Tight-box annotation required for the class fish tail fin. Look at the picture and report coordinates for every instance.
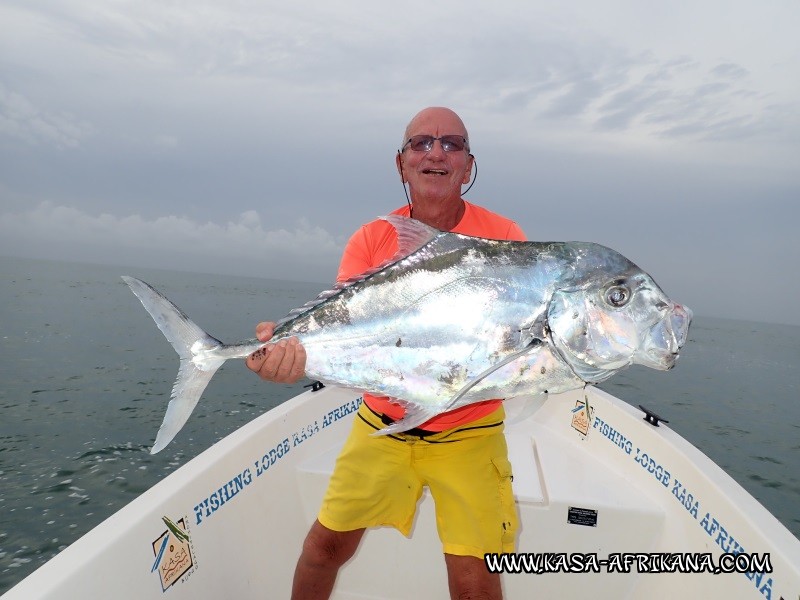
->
[122,276,225,454]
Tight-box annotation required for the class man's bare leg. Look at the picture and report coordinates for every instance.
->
[291,520,365,600]
[445,553,502,600]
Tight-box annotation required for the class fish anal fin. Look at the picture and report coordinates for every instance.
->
[505,393,549,426]
[371,402,438,436]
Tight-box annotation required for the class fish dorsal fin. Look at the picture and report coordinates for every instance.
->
[276,216,441,330]
[381,214,441,260]
[337,216,439,285]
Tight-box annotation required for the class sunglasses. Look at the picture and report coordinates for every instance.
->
[402,135,469,153]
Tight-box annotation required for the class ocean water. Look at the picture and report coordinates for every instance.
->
[1,255,798,593]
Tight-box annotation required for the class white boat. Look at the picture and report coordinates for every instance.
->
[3,384,799,599]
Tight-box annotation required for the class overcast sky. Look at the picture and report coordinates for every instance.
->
[1,1,798,325]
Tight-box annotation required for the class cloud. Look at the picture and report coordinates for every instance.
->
[0,202,344,282]
[709,62,749,80]
[0,0,798,325]
[0,84,94,148]
[567,56,792,144]
[3,1,797,158]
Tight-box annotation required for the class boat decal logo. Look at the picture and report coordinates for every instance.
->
[151,516,196,591]
[570,395,593,436]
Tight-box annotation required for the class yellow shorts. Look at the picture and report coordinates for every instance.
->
[318,402,519,558]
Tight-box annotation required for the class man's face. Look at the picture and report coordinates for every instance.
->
[398,108,473,204]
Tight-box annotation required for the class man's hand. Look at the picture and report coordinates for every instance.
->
[246,322,307,384]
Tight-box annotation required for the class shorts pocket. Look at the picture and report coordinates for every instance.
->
[491,456,518,550]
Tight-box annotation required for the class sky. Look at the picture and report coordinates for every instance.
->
[1,0,798,325]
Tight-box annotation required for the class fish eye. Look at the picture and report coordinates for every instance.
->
[605,285,631,308]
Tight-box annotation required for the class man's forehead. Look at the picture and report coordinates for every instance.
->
[406,108,468,137]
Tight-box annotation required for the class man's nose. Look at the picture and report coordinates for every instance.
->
[426,139,446,157]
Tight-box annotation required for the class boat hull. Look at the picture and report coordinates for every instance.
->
[4,386,799,599]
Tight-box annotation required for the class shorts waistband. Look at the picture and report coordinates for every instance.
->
[359,403,504,443]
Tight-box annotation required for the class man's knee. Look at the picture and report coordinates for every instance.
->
[445,554,502,600]
[301,521,364,569]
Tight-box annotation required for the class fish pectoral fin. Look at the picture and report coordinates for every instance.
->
[370,403,439,436]
[519,311,549,347]
[372,341,544,437]
[441,340,544,413]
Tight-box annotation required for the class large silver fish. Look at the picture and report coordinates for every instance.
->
[124,215,692,453]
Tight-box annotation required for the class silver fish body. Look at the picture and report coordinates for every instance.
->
[124,215,691,453]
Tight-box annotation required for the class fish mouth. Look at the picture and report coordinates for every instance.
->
[637,303,693,370]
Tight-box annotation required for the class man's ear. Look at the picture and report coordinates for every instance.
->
[462,153,475,184]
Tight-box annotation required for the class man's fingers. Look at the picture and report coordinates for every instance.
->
[288,341,306,383]
[246,343,274,375]
[246,337,306,383]
[255,321,276,342]
[272,338,302,383]
[258,341,286,381]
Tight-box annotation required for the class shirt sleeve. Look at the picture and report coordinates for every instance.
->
[336,218,400,283]
[336,226,372,283]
